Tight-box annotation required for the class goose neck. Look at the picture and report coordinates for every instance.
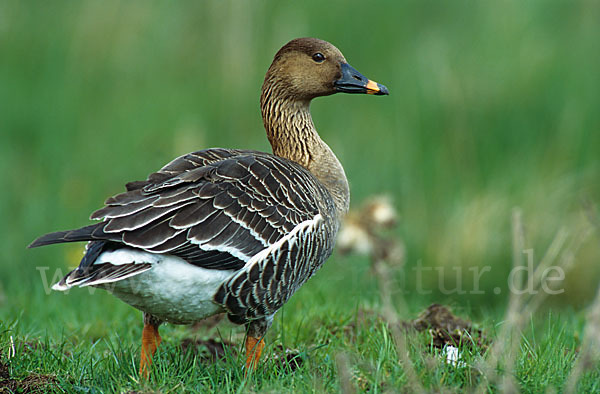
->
[260,86,350,219]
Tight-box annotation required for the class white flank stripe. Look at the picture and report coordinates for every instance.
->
[242,214,322,269]
[188,240,252,263]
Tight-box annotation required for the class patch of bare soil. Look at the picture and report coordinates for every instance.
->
[0,374,57,394]
[179,338,236,362]
[0,358,8,381]
[403,304,489,351]
[0,352,57,394]
[179,337,305,373]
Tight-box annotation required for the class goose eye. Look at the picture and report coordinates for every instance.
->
[312,52,325,63]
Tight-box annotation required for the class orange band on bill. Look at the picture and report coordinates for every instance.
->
[366,80,380,94]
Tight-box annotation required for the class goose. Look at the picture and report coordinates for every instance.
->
[29,37,388,375]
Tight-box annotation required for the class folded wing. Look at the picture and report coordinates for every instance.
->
[30,148,324,272]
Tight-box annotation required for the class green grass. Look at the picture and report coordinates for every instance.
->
[1,0,600,392]
[2,298,599,392]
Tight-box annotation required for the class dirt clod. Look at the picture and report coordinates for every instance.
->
[269,345,303,372]
[404,304,488,350]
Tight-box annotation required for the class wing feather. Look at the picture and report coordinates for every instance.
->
[31,148,329,273]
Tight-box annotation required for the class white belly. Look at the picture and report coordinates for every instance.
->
[101,253,236,324]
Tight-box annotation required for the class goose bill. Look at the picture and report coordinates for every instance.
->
[334,63,389,95]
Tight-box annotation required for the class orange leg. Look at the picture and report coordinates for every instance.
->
[139,321,162,378]
[245,335,265,372]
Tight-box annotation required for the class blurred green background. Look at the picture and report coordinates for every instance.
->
[1,0,599,329]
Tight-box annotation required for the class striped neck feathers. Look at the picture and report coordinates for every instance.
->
[260,78,350,218]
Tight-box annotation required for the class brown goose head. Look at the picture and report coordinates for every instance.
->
[262,37,389,101]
